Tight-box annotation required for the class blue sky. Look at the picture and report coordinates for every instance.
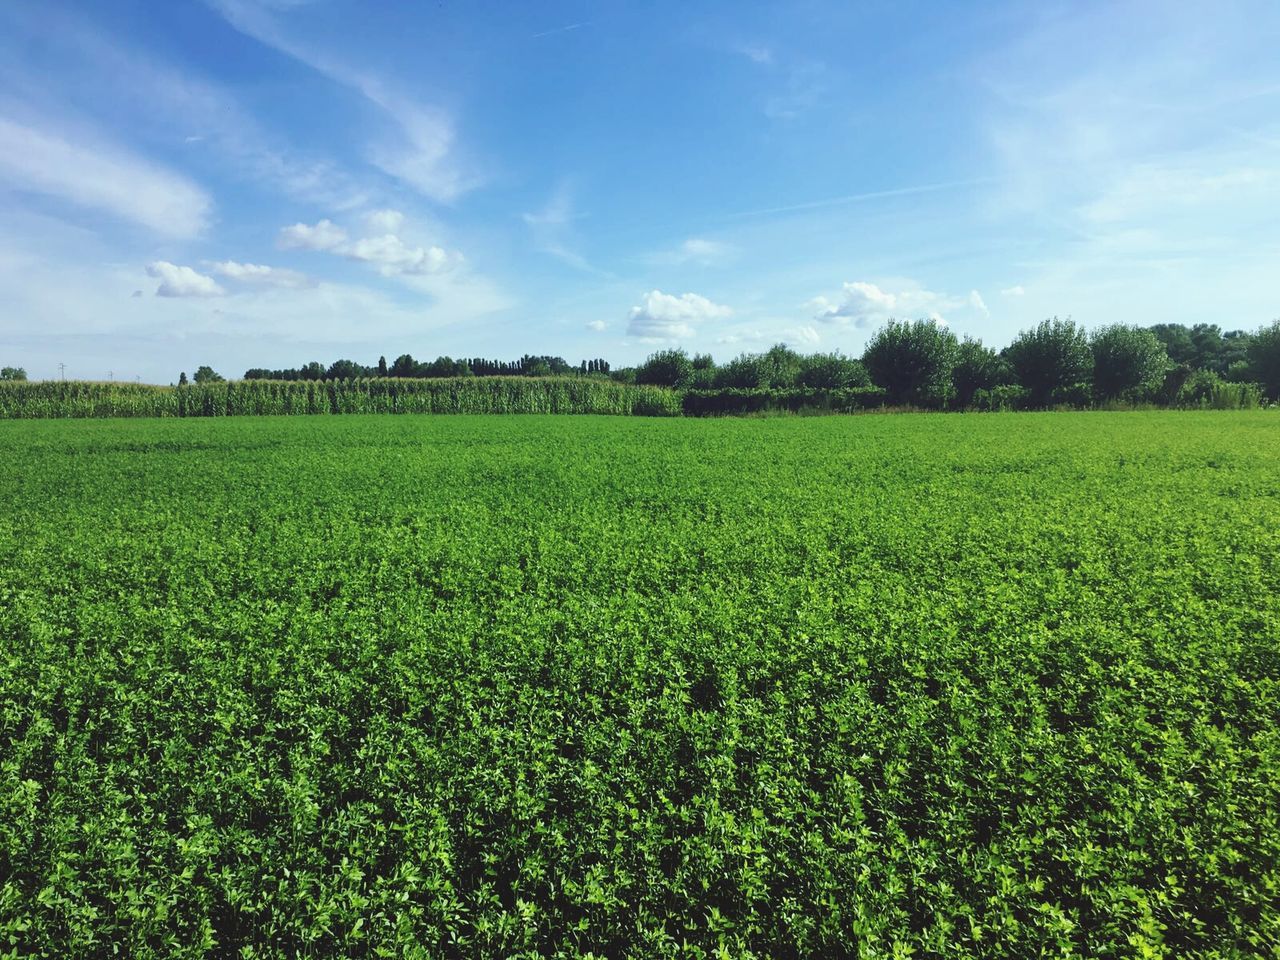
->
[1,0,1278,382]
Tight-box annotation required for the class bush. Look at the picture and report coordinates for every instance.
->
[797,352,871,389]
[682,387,887,416]
[971,384,1028,412]
[636,349,692,387]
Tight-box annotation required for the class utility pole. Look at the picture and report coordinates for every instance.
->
[58,362,65,382]
[108,370,114,382]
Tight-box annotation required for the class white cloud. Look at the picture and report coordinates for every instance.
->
[276,213,462,277]
[0,115,211,238]
[147,261,224,298]
[363,209,405,234]
[208,260,312,288]
[278,219,347,251]
[1001,285,1026,297]
[786,324,821,345]
[813,281,898,327]
[343,234,459,276]
[586,319,607,332]
[812,280,990,329]
[627,290,732,341]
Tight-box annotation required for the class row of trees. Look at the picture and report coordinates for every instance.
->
[0,367,27,381]
[627,318,1280,408]
[241,354,612,381]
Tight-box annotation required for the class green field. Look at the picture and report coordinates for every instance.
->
[2,413,1278,958]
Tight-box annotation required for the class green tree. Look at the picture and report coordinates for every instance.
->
[861,319,959,407]
[1003,317,1092,406]
[1090,325,1169,401]
[390,354,418,378]
[377,355,389,376]
[713,353,767,389]
[797,352,870,389]
[326,359,365,380]
[0,366,27,381]
[951,338,1007,408]
[192,365,224,384]
[1246,319,1280,399]
[178,371,188,386]
[637,349,692,387]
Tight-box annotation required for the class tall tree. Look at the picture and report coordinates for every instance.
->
[861,319,959,407]
[1247,319,1280,399]
[951,338,1007,408]
[1090,325,1169,400]
[1003,317,1092,406]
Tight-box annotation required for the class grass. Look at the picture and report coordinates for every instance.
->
[1,412,1278,958]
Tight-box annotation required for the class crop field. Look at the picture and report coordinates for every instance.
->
[1,412,1278,958]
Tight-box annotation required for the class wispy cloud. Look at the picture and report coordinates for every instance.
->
[0,3,367,210]
[646,237,736,267]
[0,115,211,237]
[523,183,610,275]
[209,0,474,202]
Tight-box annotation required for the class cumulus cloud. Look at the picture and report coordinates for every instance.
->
[812,281,899,327]
[586,319,607,332]
[363,209,405,234]
[208,260,312,288]
[627,290,732,341]
[343,234,459,275]
[277,215,461,276]
[278,218,347,251]
[812,280,984,328]
[786,324,821,346]
[146,261,225,298]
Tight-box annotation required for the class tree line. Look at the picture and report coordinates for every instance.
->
[240,354,612,382]
[627,318,1280,408]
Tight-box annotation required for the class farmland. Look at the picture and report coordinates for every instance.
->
[1,412,1278,958]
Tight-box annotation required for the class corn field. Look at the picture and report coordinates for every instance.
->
[0,377,682,419]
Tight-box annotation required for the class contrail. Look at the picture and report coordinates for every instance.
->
[727,177,997,219]
[532,21,590,39]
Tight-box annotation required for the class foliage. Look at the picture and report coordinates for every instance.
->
[797,352,871,390]
[0,413,1277,957]
[0,378,682,419]
[1090,325,1169,400]
[1148,323,1252,376]
[1247,319,1280,399]
[0,367,25,382]
[636,349,693,388]
[861,319,959,408]
[1002,317,1093,407]
[192,365,224,384]
[951,338,1008,409]
[1172,370,1262,409]
[681,386,887,415]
